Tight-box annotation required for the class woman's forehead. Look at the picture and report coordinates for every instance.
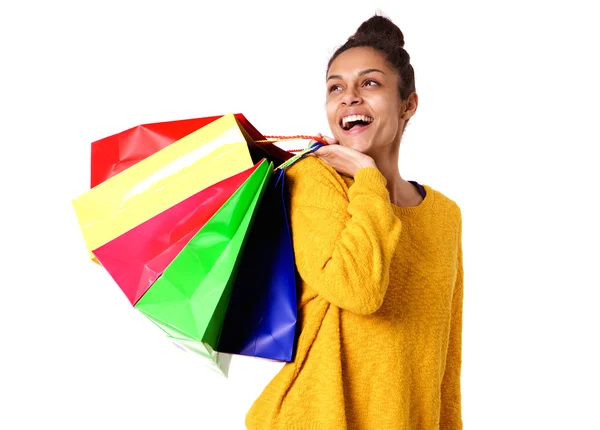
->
[327,47,391,78]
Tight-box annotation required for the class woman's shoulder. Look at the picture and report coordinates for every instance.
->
[424,185,462,224]
[283,155,356,214]
[286,154,339,179]
[285,155,349,196]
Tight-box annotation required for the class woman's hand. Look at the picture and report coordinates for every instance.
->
[312,134,377,178]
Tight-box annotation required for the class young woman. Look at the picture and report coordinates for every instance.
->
[247,14,464,430]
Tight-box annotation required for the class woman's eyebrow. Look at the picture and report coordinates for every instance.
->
[326,68,386,82]
[359,68,386,76]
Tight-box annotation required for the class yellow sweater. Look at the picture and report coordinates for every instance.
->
[246,156,464,429]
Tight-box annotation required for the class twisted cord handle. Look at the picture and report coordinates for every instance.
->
[255,135,326,153]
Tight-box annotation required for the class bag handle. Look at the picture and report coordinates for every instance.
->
[274,141,324,171]
[254,136,327,170]
[255,135,326,153]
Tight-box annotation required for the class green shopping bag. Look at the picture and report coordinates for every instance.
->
[134,159,273,375]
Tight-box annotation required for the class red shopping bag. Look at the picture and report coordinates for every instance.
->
[90,113,292,188]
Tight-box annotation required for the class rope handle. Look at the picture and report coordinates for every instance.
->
[255,135,327,153]
[275,141,325,171]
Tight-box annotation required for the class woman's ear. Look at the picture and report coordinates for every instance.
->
[400,92,419,120]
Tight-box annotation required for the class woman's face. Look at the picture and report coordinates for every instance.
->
[326,47,406,155]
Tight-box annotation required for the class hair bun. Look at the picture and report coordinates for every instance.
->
[351,15,405,48]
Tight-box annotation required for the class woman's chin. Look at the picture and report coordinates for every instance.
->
[338,138,372,154]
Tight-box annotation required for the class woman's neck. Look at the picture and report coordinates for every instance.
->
[371,151,423,208]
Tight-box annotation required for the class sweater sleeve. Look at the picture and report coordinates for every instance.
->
[440,211,464,430]
[286,156,402,315]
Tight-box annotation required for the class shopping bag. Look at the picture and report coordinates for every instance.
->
[213,144,324,362]
[134,159,274,371]
[74,107,323,371]
[91,113,292,187]
[72,114,255,262]
[217,168,297,361]
[166,335,232,376]
[92,163,260,306]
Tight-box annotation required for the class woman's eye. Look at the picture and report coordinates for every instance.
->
[329,84,342,93]
[363,79,379,87]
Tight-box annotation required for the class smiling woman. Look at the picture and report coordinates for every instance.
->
[326,50,412,154]
[246,13,464,430]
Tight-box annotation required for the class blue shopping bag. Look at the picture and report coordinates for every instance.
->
[217,168,297,361]
[217,143,324,361]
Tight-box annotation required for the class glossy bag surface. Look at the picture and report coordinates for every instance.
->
[73,114,254,261]
[134,160,273,354]
[217,169,297,361]
[90,113,292,187]
[92,164,260,305]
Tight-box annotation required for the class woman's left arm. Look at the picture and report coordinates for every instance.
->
[440,212,464,430]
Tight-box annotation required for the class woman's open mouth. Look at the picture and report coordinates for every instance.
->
[340,114,374,133]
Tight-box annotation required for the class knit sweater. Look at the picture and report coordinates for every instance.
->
[246,155,464,429]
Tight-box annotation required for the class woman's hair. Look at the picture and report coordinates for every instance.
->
[327,14,416,101]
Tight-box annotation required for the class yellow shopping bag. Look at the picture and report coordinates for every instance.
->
[72,114,255,262]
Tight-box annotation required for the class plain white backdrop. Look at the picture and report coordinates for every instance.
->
[1,0,599,428]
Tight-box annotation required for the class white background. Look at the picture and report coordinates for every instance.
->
[1,0,599,429]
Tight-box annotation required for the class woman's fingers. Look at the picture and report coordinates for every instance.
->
[309,133,323,146]
[313,144,377,177]
[312,133,338,145]
[320,134,338,145]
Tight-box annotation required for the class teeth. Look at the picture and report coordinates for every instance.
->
[341,114,374,128]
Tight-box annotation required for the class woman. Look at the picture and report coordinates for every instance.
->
[247,14,463,430]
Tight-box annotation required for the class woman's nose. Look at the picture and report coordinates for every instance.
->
[341,87,361,105]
